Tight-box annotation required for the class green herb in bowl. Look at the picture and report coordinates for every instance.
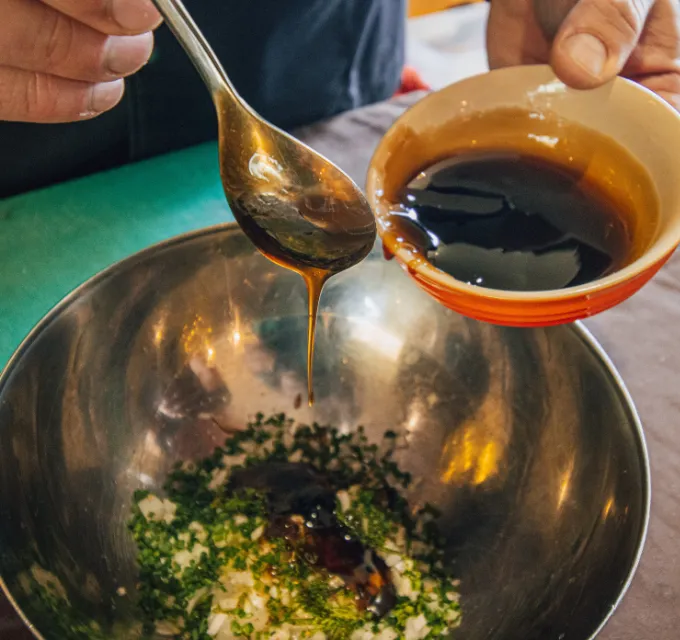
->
[129,413,462,639]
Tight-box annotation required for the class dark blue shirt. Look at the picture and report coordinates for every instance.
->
[0,0,405,198]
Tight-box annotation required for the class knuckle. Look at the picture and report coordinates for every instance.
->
[0,74,14,119]
[608,0,650,36]
[39,11,78,72]
[665,72,680,96]
[37,9,113,82]
[22,72,53,119]
[0,69,88,122]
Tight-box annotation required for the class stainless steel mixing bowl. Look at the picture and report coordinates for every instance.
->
[0,225,650,640]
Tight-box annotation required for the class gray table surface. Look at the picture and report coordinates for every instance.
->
[297,93,680,640]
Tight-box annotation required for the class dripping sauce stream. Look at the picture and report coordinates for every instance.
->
[303,269,329,406]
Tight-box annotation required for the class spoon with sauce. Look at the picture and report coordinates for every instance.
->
[151,0,377,405]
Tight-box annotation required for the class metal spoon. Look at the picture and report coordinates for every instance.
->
[151,0,376,275]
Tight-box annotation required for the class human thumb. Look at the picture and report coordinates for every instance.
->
[546,0,656,88]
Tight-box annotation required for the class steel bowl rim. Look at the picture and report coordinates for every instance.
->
[0,223,651,640]
[567,323,652,639]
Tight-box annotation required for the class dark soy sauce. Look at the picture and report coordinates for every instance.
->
[395,152,633,292]
[230,463,397,617]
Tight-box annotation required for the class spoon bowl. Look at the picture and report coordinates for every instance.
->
[152,0,376,275]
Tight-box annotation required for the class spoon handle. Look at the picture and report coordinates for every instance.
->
[150,0,238,101]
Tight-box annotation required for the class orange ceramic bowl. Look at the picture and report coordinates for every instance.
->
[366,65,680,327]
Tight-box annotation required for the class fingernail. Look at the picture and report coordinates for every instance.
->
[562,33,607,79]
[104,33,154,76]
[89,79,125,114]
[111,0,162,32]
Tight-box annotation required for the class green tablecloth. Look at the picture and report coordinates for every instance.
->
[0,142,234,368]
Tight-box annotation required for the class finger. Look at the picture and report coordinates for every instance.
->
[2,0,154,83]
[653,90,680,111]
[637,72,680,110]
[0,66,124,123]
[551,0,657,88]
[486,0,552,70]
[40,0,162,36]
